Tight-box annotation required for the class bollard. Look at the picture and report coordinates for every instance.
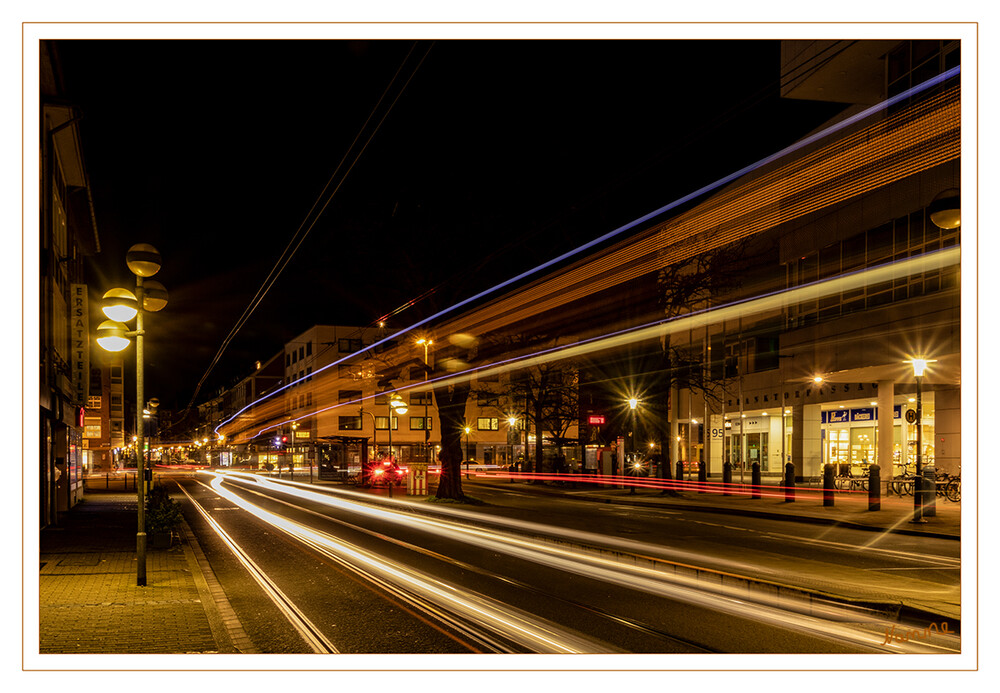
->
[698,461,707,493]
[723,462,733,496]
[868,463,881,511]
[823,464,835,507]
[751,462,761,499]
[676,461,684,489]
[923,466,936,517]
[784,462,795,503]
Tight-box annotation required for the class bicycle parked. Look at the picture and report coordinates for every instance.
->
[833,464,869,493]
[886,463,917,497]
[935,468,961,502]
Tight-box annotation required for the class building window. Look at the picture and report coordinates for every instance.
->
[306,341,312,356]
[478,417,499,431]
[87,395,102,409]
[339,390,362,403]
[110,394,123,413]
[306,366,312,381]
[110,366,122,384]
[410,417,433,431]
[83,417,102,439]
[478,393,501,407]
[410,392,432,406]
[339,338,362,353]
[339,416,362,431]
[299,346,304,360]
[374,416,398,431]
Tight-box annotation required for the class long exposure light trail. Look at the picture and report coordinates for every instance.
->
[237,246,959,442]
[212,472,959,654]
[199,473,614,654]
[216,66,959,438]
[175,481,340,654]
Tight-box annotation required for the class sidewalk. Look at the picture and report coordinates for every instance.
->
[38,487,254,655]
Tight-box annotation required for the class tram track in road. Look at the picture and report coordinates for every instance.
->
[229,477,720,653]
[176,481,340,654]
[210,472,959,653]
[187,475,616,654]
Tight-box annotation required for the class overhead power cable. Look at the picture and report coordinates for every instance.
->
[185,41,435,411]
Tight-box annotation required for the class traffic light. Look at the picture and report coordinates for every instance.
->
[281,436,288,443]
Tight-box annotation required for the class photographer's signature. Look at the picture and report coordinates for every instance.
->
[882,621,955,645]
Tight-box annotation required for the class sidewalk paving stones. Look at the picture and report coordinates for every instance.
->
[38,489,248,655]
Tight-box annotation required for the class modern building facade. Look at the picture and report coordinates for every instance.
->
[656,39,961,481]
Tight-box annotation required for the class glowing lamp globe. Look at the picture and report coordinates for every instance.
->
[142,280,169,312]
[102,288,138,322]
[126,243,162,278]
[96,320,130,352]
[928,189,960,230]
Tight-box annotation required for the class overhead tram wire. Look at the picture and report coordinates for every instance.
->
[214,65,959,439]
[184,41,435,412]
[315,44,860,341]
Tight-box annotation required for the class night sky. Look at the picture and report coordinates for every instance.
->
[53,39,843,410]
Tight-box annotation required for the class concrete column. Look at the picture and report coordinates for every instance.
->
[793,403,823,478]
[935,386,961,475]
[709,414,724,475]
[877,380,895,475]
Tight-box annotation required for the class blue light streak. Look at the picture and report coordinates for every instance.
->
[216,65,960,436]
[244,247,959,441]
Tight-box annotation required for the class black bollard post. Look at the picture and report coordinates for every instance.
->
[676,461,684,490]
[784,462,795,503]
[823,464,835,507]
[868,463,881,511]
[723,462,733,496]
[698,460,707,493]
[923,466,936,517]
[751,462,761,499]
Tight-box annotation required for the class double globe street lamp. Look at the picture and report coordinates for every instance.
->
[95,243,167,587]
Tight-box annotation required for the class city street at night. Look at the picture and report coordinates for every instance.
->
[25,11,985,681]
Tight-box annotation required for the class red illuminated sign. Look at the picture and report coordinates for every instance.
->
[588,415,606,425]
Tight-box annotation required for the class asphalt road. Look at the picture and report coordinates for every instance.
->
[168,471,960,655]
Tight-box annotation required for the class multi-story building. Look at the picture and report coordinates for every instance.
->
[39,41,101,526]
[218,324,551,474]
[653,39,962,480]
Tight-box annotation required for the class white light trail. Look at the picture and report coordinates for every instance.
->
[213,472,960,654]
[203,473,614,654]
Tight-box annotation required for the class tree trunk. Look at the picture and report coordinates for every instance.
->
[434,381,470,501]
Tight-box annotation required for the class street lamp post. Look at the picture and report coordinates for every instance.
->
[95,243,167,587]
[385,394,407,497]
[464,426,472,478]
[416,339,433,466]
[507,416,518,482]
[907,359,936,523]
[628,398,638,494]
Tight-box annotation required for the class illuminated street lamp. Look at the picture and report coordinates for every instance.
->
[507,416,518,480]
[416,338,434,465]
[464,426,472,478]
[95,243,167,587]
[906,358,936,523]
[627,398,640,494]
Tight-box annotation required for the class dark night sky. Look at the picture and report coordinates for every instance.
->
[53,39,843,410]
